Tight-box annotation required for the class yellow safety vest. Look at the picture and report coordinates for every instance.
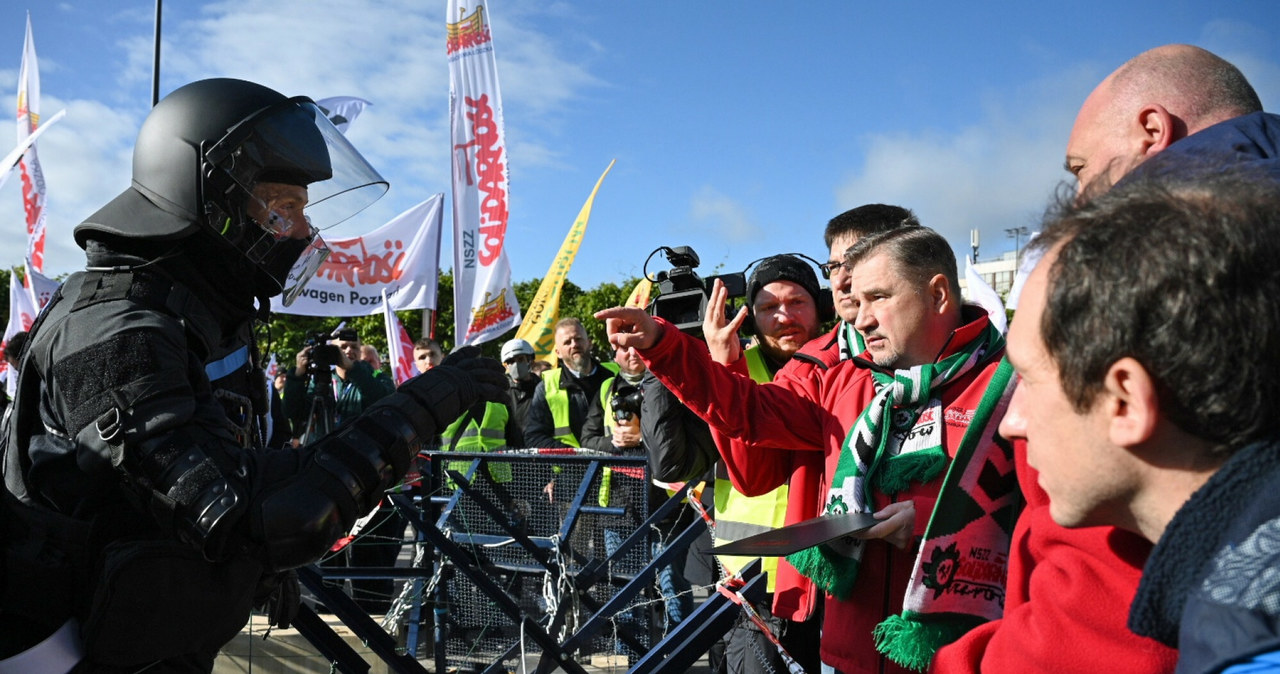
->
[714,345,790,592]
[442,401,512,483]
[542,363,619,447]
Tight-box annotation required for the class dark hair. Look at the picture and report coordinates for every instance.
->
[1031,168,1280,454]
[414,337,441,351]
[824,204,919,249]
[843,225,959,295]
[4,331,28,362]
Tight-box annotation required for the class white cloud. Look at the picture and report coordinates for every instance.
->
[689,185,764,243]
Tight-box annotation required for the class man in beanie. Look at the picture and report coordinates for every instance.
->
[646,254,827,673]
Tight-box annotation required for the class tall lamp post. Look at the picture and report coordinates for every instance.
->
[970,228,980,262]
[1005,226,1029,267]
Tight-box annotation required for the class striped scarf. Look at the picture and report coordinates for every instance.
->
[788,322,1018,670]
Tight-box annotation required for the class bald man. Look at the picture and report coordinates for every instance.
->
[1065,43,1277,197]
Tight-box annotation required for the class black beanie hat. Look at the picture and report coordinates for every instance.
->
[747,255,822,307]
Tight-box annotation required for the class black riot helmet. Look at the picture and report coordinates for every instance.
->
[76,78,388,305]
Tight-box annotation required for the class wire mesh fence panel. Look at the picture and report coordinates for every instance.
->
[424,449,658,673]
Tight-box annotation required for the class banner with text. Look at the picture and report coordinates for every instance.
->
[276,194,444,317]
[448,0,521,346]
[516,160,615,360]
[16,14,48,272]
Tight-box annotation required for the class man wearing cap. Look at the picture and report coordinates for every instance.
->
[642,254,826,673]
[501,338,539,438]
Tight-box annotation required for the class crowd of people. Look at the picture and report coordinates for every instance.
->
[1,41,1278,674]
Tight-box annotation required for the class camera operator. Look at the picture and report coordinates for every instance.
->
[284,327,394,439]
[284,326,404,613]
[581,345,646,454]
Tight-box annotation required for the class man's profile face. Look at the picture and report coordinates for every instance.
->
[247,182,311,239]
[414,345,443,373]
[1000,251,1133,529]
[827,233,859,323]
[1065,81,1146,197]
[555,325,591,372]
[752,280,820,361]
[848,251,942,370]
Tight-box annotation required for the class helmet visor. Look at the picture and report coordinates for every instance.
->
[205,99,389,230]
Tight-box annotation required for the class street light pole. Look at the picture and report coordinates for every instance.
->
[1005,226,1029,267]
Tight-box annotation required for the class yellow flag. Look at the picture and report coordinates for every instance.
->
[625,278,653,309]
[516,159,616,362]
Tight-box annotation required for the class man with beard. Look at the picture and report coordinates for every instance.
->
[601,226,1018,674]
[523,318,618,449]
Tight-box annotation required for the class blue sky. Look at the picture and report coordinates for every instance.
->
[1,1,1278,293]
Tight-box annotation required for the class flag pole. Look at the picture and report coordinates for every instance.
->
[151,0,162,107]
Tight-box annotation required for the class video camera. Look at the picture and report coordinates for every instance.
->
[645,246,745,334]
[610,384,644,423]
[303,331,344,375]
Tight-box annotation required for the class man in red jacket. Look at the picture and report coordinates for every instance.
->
[703,204,919,631]
[600,225,1016,674]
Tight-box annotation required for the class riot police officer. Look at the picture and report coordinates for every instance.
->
[0,78,504,672]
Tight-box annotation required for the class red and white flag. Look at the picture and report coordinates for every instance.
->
[3,270,38,396]
[448,0,521,346]
[275,194,444,317]
[16,13,48,272]
[381,289,417,386]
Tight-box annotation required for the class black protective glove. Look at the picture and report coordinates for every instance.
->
[396,345,507,430]
[257,570,301,630]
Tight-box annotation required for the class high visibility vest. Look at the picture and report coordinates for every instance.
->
[714,345,790,592]
[442,401,512,483]
[542,362,619,447]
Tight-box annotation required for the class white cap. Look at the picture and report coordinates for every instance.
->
[500,338,535,362]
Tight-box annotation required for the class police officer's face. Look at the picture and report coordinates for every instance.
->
[247,182,311,239]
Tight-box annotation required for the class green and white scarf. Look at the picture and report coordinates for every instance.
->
[788,322,1019,670]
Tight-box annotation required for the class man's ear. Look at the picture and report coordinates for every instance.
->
[1136,104,1177,157]
[1103,356,1160,448]
[927,273,952,314]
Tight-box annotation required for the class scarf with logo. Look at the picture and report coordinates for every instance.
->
[788,322,1018,670]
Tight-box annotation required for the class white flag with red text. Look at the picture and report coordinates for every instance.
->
[448,0,522,346]
[382,289,416,386]
[3,270,38,396]
[16,13,48,272]
[276,194,444,317]
[314,96,371,135]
